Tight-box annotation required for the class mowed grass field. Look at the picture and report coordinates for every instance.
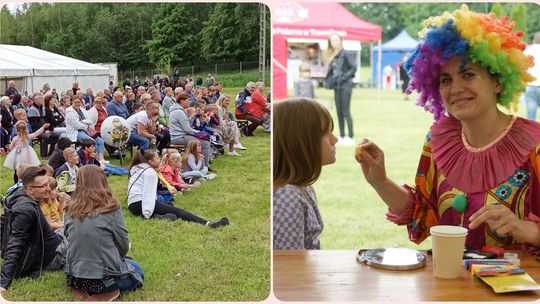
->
[0,87,270,301]
[290,87,536,251]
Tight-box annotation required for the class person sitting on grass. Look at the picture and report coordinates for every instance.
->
[5,163,30,196]
[0,167,67,294]
[38,163,54,177]
[64,165,144,301]
[181,140,217,181]
[39,176,69,231]
[48,137,73,172]
[159,149,194,193]
[55,148,80,195]
[127,150,228,228]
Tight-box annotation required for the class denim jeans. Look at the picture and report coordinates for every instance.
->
[77,131,105,153]
[526,85,540,120]
[115,258,144,294]
[128,132,150,152]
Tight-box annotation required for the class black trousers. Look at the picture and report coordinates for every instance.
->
[334,87,353,138]
[38,131,59,157]
[128,200,207,225]
[236,114,262,136]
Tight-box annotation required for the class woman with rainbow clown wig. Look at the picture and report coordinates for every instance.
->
[356,5,540,253]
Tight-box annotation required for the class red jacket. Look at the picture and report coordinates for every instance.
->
[246,91,268,119]
[159,164,188,190]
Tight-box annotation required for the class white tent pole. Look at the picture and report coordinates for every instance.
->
[370,42,373,88]
[377,39,382,92]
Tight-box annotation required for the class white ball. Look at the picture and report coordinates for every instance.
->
[100,116,131,147]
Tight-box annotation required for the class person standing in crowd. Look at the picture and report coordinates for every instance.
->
[324,33,357,146]
[4,81,19,97]
[525,32,540,121]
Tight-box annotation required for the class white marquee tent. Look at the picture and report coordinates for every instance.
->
[0,44,110,95]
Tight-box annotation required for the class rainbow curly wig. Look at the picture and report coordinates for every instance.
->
[404,4,535,120]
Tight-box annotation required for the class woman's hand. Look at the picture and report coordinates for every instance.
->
[469,204,540,246]
[354,139,388,186]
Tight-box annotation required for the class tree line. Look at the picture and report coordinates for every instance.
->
[0,3,270,72]
[343,3,540,64]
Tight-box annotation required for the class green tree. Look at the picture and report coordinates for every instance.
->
[490,3,505,17]
[145,3,200,67]
[510,4,527,40]
[200,3,260,62]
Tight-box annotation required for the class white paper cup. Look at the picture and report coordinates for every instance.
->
[430,225,468,279]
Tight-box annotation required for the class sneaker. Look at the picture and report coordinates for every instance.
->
[206,217,230,228]
[233,143,247,150]
[204,173,217,180]
[345,137,355,146]
[227,151,241,156]
[153,213,177,221]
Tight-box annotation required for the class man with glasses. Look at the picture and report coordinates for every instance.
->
[0,167,66,293]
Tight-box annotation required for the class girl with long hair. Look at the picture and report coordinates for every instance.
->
[127,150,228,227]
[64,165,144,301]
[324,33,357,146]
[181,140,216,180]
[273,98,338,250]
[4,120,49,170]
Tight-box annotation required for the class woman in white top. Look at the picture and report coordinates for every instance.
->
[127,150,229,228]
[65,97,105,161]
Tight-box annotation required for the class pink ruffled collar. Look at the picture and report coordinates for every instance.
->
[430,115,540,193]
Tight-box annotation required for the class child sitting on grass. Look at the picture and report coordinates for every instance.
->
[181,140,216,180]
[160,149,195,193]
[40,176,69,231]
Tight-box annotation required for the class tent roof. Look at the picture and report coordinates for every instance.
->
[272,2,381,42]
[375,29,418,51]
[0,44,110,77]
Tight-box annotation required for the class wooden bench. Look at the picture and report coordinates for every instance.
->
[236,119,250,129]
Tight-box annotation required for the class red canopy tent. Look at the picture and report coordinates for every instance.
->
[272,2,382,100]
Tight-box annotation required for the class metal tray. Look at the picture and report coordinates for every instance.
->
[357,248,427,271]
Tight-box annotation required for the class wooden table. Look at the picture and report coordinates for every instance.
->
[274,250,540,301]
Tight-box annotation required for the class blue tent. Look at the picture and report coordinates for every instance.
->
[372,29,418,86]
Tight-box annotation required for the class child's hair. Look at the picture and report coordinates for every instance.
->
[130,150,158,174]
[47,175,58,189]
[65,165,119,220]
[16,163,30,179]
[39,163,54,176]
[186,107,196,117]
[273,98,333,189]
[63,147,77,161]
[13,108,26,121]
[161,149,182,166]
[206,104,218,113]
[182,140,202,169]
[14,120,29,142]
[299,63,311,74]
[80,138,96,150]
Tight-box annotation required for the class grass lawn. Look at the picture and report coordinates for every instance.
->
[0,87,270,301]
[290,87,536,251]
